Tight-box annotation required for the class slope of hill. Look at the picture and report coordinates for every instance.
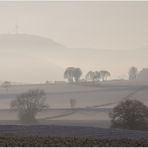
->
[0,33,65,82]
[0,33,65,50]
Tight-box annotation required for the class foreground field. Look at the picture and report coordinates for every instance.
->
[0,125,147,146]
[0,136,148,147]
[0,125,147,139]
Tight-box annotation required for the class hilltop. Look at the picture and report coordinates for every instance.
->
[0,33,65,50]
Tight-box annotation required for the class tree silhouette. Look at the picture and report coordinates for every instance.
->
[109,99,148,130]
[11,89,48,124]
[85,71,94,81]
[73,68,82,82]
[94,71,100,81]
[64,67,82,83]
[64,67,75,83]
[128,66,138,80]
[100,70,111,81]
[85,71,100,82]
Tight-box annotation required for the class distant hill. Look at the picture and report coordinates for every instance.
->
[0,33,65,50]
[0,33,65,83]
[1,33,148,82]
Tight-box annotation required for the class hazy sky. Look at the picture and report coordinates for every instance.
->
[0,1,148,49]
[0,1,148,82]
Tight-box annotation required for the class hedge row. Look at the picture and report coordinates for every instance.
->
[0,135,147,146]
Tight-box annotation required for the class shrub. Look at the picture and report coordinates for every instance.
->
[109,99,148,130]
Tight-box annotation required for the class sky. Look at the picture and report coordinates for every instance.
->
[0,1,148,82]
[0,1,148,49]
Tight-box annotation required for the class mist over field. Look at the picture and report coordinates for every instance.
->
[0,1,147,82]
[0,1,148,142]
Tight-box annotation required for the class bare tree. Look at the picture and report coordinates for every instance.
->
[64,67,82,83]
[73,68,82,82]
[100,70,111,81]
[11,89,48,124]
[64,67,75,83]
[128,66,138,80]
[93,71,100,81]
[85,71,100,82]
[85,71,94,81]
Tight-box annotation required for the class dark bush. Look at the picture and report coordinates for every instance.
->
[109,99,148,130]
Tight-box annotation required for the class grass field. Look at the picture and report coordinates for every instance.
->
[0,81,147,128]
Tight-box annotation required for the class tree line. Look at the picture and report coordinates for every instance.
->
[64,67,111,83]
[64,66,139,83]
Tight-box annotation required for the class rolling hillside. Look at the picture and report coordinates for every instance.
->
[0,33,65,82]
[0,82,147,128]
